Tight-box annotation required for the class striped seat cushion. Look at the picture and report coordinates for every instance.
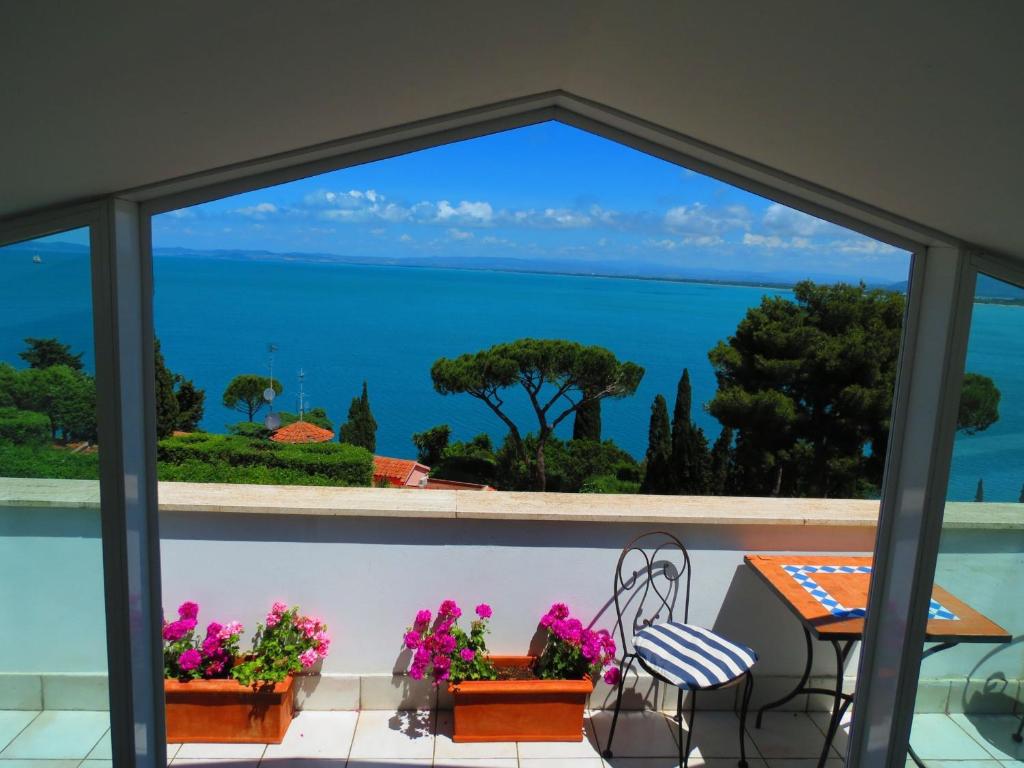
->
[634,621,758,690]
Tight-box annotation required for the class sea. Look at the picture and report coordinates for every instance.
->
[2,249,1021,502]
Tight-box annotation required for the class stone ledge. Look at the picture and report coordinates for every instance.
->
[0,477,1020,530]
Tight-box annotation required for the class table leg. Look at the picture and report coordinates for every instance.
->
[817,640,854,768]
[757,625,815,727]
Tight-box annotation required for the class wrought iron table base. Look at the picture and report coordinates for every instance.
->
[746,631,964,768]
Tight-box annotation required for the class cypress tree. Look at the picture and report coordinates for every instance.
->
[154,338,180,440]
[708,426,734,495]
[974,478,984,503]
[640,394,672,494]
[572,396,602,441]
[670,369,710,494]
[339,381,377,452]
[1019,483,1024,503]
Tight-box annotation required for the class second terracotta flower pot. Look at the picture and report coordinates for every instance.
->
[448,655,593,742]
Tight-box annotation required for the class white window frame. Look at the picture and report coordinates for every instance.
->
[4,90,1015,768]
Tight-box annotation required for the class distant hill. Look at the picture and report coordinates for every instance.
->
[15,240,913,290]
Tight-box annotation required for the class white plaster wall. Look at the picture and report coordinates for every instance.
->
[156,510,877,679]
[0,506,108,674]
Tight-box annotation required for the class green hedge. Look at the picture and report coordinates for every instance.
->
[0,407,51,446]
[157,433,373,486]
[0,442,99,479]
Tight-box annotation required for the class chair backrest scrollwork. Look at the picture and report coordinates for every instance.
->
[610,531,691,651]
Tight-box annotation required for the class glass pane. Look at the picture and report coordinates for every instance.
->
[908,271,1024,765]
[0,231,111,758]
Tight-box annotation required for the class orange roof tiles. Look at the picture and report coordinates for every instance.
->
[270,420,335,444]
[373,456,430,487]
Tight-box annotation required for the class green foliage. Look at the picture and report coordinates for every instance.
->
[157,433,373,486]
[154,339,181,440]
[228,421,271,439]
[670,369,711,494]
[0,407,51,446]
[975,478,984,503]
[0,364,97,442]
[572,396,602,441]
[640,395,672,493]
[0,442,99,479]
[579,473,641,494]
[412,424,451,465]
[339,381,377,451]
[232,606,327,686]
[173,376,205,433]
[19,337,83,371]
[279,407,334,432]
[222,374,282,422]
[447,621,499,683]
[495,435,639,492]
[708,426,735,495]
[431,433,499,485]
[431,338,643,490]
[708,281,905,497]
[958,373,1000,435]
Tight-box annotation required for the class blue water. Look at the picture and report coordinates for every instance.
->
[2,249,1022,502]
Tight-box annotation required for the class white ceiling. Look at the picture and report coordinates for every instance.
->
[2,2,1023,260]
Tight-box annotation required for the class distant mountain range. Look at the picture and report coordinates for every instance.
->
[23,240,1020,295]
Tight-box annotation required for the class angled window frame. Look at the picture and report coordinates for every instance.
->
[4,90,1012,768]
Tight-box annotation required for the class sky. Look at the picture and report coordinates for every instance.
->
[142,121,910,283]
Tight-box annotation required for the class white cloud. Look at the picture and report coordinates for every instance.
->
[448,228,474,240]
[167,208,196,219]
[399,234,413,243]
[233,202,279,219]
[370,228,386,236]
[436,200,494,224]
[829,237,900,255]
[761,203,837,237]
[664,203,751,235]
[742,233,813,249]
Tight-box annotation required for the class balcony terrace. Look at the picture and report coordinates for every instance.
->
[2,478,1022,767]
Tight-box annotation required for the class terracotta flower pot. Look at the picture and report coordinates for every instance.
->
[448,655,593,742]
[164,675,295,744]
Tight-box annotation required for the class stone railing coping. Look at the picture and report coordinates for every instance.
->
[1,477,1021,529]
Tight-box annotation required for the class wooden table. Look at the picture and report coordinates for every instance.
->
[744,554,1009,767]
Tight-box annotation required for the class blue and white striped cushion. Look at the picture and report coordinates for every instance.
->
[634,622,758,690]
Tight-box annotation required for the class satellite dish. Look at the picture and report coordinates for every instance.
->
[263,387,276,402]
[264,413,281,430]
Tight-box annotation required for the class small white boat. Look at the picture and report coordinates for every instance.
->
[32,254,42,264]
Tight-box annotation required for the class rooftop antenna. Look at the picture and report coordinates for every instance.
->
[297,368,306,421]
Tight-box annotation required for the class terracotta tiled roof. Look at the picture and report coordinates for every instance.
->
[270,420,335,444]
[373,456,430,487]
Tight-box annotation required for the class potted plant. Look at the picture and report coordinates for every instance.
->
[163,601,330,744]
[403,600,618,742]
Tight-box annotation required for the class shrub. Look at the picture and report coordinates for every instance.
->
[0,442,99,479]
[228,421,272,440]
[0,407,51,446]
[157,433,373,486]
[579,474,641,494]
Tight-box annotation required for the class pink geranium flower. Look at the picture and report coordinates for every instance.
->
[475,603,493,619]
[178,601,199,620]
[178,649,201,671]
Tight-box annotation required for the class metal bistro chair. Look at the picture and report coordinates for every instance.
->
[602,531,757,768]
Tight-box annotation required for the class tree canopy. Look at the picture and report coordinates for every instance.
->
[0,362,96,442]
[19,337,84,371]
[708,281,904,497]
[707,281,1000,498]
[280,407,333,432]
[412,424,451,466]
[957,373,1000,435]
[669,369,710,494]
[430,338,643,490]
[339,381,377,451]
[222,374,282,422]
[640,394,672,494]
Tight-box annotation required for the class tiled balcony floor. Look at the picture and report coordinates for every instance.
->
[1,709,1022,768]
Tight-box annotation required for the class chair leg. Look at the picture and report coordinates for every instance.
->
[738,670,754,768]
[602,654,633,759]
[680,689,696,768]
